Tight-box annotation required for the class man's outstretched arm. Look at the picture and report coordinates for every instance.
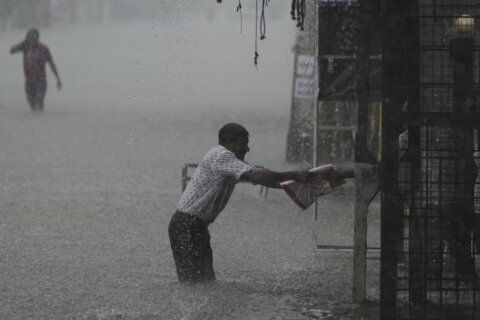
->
[241,165,355,189]
[47,52,62,90]
[10,42,24,54]
[241,170,311,189]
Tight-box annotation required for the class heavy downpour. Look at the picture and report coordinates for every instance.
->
[0,1,479,320]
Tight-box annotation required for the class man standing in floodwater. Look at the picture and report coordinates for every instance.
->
[168,122,354,283]
[10,28,62,111]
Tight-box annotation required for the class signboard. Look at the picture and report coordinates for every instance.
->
[296,54,315,76]
[294,54,316,100]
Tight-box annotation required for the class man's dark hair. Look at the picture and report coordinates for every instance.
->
[218,123,249,145]
[26,28,39,40]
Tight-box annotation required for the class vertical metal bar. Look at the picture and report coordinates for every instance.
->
[380,0,408,317]
[405,0,422,306]
[287,39,300,162]
[378,104,382,161]
[355,1,376,165]
[450,37,477,301]
[353,0,377,304]
[314,0,320,222]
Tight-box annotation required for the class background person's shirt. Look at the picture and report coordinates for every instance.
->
[177,145,253,224]
[20,43,52,81]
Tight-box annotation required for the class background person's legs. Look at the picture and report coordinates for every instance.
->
[24,80,47,111]
[25,80,36,110]
[34,80,47,111]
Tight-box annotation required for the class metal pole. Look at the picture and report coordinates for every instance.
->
[380,0,408,317]
[352,0,370,303]
[314,0,320,222]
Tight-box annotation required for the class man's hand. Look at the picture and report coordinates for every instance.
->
[57,79,62,90]
[329,167,355,181]
[245,166,353,189]
[293,170,330,184]
[293,166,354,185]
[10,42,25,54]
[292,170,310,183]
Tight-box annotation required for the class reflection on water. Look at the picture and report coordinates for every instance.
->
[89,279,378,320]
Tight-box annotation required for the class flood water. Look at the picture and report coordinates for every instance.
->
[0,2,380,319]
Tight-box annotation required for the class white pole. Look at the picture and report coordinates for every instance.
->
[313,0,320,222]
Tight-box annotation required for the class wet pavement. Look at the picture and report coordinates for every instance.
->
[0,108,380,320]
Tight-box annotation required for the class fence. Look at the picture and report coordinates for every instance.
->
[380,0,480,318]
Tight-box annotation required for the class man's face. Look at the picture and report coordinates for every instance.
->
[225,136,250,160]
[26,32,39,46]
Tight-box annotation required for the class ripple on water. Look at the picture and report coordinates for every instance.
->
[162,280,357,320]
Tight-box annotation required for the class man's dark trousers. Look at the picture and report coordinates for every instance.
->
[168,211,216,283]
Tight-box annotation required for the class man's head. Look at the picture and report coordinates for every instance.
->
[26,28,39,46]
[218,123,250,160]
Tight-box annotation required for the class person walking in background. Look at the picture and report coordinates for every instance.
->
[168,122,354,283]
[10,28,62,111]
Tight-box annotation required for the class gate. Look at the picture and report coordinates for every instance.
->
[380,0,480,318]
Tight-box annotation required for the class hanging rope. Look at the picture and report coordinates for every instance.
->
[290,0,296,20]
[237,0,243,33]
[298,0,305,31]
[291,0,305,31]
[218,0,273,66]
[255,0,259,66]
[302,0,306,30]
[259,0,269,40]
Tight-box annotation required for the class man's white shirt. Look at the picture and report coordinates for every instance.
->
[177,146,253,223]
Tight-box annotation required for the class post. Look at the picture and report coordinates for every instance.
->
[450,37,477,287]
[352,0,377,303]
[380,0,409,317]
[314,1,320,222]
